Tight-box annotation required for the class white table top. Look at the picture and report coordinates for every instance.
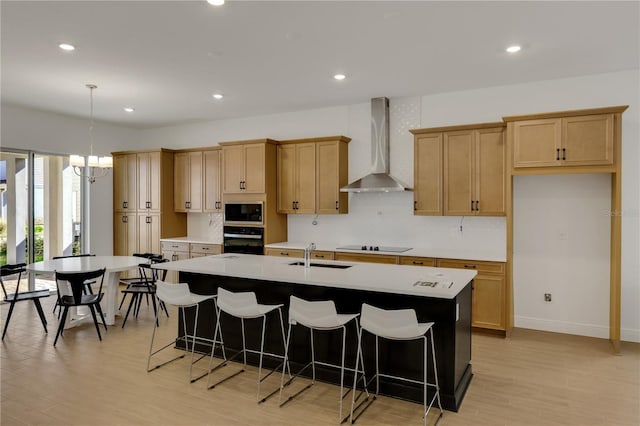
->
[154,253,477,300]
[27,256,143,274]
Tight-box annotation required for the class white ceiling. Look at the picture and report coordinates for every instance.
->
[2,1,638,129]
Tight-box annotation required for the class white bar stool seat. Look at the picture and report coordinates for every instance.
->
[207,287,288,403]
[147,281,225,383]
[350,303,443,426]
[279,296,368,424]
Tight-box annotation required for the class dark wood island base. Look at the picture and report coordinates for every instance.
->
[178,271,473,412]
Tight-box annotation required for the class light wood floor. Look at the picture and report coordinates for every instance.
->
[1,296,638,426]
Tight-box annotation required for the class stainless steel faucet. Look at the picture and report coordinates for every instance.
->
[304,242,316,268]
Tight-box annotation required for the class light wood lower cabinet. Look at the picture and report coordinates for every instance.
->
[399,256,436,267]
[334,252,398,264]
[265,248,304,258]
[437,258,506,331]
[189,243,222,258]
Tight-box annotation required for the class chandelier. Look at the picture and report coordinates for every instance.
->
[70,84,112,183]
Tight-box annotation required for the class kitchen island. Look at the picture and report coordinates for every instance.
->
[155,254,477,411]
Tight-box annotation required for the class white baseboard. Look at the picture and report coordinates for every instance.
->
[514,316,640,343]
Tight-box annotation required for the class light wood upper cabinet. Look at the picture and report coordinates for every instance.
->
[113,153,137,212]
[277,143,316,214]
[413,133,443,215]
[414,123,505,217]
[511,113,614,169]
[316,139,349,214]
[174,151,203,212]
[203,149,222,212]
[222,142,266,194]
[277,137,350,215]
[137,151,161,211]
[443,130,474,215]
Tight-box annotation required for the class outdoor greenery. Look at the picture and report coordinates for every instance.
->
[0,222,54,265]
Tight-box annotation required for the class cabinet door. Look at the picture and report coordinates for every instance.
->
[295,143,316,213]
[174,152,189,212]
[472,275,505,330]
[277,144,296,213]
[512,118,561,168]
[414,134,442,215]
[444,131,474,216]
[188,151,203,212]
[137,152,161,211]
[113,154,137,212]
[203,150,221,212]
[138,213,161,255]
[222,145,245,194]
[562,114,614,166]
[114,213,137,255]
[476,128,505,216]
[317,141,346,214]
[243,144,266,193]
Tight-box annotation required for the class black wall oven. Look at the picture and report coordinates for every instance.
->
[223,226,264,255]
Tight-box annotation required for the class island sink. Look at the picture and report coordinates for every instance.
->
[288,261,353,269]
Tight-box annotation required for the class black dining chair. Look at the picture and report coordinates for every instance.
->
[52,254,97,316]
[53,268,107,346]
[121,259,170,328]
[1,263,50,340]
[118,253,164,311]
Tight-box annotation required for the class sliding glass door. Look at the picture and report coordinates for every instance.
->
[0,149,82,290]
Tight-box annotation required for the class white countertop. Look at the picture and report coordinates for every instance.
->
[265,242,506,263]
[154,253,477,300]
[161,237,222,245]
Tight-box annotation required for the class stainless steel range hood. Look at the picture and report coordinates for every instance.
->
[340,97,411,192]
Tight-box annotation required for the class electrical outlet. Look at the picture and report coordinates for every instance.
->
[544,293,552,302]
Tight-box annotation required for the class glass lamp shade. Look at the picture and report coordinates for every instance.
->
[98,156,113,168]
[87,156,101,168]
[69,155,86,167]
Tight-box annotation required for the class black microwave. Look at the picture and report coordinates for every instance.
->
[224,202,263,225]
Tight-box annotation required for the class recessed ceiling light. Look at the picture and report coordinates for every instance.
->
[123,107,135,113]
[506,45,522,53]
[59,43,75,51]
[207,0,225,5]
[333,74,346,81]
[212,93,224,100]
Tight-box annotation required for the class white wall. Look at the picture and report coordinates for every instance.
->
[1,104,141,256]
[417,70,639,342]
[3,69,638,342]
[139,69,639,342]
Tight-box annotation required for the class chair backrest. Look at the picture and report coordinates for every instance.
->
[52,254,95,260]
[217,287,257,316]
[155,280,194,306]
[360,303,420,339]
[289,295,338,328]
[55,268,106,305]
[0,263,27,298]
[138,259,168,284]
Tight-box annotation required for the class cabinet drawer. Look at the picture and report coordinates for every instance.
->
[399,256,436,267]
[190,243,222,256]
[310,251,334,260]
[334,252,398,264]
[265,248,304,258]
[161,241,189,252]
[437,259,505,275]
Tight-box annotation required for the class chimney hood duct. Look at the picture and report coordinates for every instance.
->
[340,97,411,193]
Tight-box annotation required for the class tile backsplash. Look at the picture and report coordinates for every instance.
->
[187,212,224,243]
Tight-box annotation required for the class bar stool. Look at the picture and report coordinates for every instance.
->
[350,303,443,426]
[206,287,288,403]
[279,296,368,424]
[147,281,225,383]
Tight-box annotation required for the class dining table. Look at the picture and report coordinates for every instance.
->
[26,255,143,327]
